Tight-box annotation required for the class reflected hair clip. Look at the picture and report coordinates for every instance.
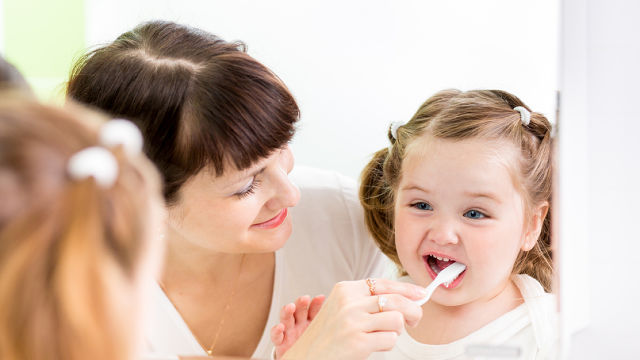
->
[514,106,531,126]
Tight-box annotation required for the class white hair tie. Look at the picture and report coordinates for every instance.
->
[67,118,143,188]
[513,106,531,126]
[99,119,143,156]
[67,147,119,188]
[390,119,409,140]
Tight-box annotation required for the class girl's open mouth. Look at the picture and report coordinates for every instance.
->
[423,254,467,289]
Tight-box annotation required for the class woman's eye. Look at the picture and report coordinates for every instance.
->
[464,209,486,219]
[412,202,433,211]
[235,179,261,199]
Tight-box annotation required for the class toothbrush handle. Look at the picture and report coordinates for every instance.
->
[413,282,438,306]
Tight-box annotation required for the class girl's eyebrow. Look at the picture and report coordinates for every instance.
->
[401,184,431,193]
[464,191,502,204]
[401,184,502,204]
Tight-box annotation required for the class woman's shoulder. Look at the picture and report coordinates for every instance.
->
[290,166,358,198]
[289,166,362,223]
[285,166,387,279]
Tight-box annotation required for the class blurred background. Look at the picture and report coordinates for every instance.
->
[2,0,640,358]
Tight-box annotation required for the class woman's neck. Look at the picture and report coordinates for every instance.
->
[160,228,272,291]
[408,278,523,345]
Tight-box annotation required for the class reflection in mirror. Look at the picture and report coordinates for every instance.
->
[0,1,561,359]
[82,1,561,359]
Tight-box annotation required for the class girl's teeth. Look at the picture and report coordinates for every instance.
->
[431,254,452,262]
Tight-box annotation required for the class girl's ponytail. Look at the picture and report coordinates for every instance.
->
[360,148,399,266]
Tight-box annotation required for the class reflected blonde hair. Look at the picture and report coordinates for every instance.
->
[360,89,553,291]
[0,94,161,360]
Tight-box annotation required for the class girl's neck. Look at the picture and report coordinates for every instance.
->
[408,278,523,345]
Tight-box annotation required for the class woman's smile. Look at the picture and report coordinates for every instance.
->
[252,208,288,229]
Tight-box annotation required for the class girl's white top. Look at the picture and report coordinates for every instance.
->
[140,166,389,360]
[371,274,558,360]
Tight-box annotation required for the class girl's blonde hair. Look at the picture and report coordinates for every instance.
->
[0,94,162,360]
[360,89,553,291]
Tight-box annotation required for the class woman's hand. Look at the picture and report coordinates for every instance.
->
[270,294,326,359]
[281,279,426,360]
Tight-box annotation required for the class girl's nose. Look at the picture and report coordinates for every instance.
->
[428,216,459,246]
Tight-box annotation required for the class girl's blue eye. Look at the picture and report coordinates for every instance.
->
[412,202,433,211]
[464,209,486,219]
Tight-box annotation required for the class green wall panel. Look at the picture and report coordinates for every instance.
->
[2,0,85,100]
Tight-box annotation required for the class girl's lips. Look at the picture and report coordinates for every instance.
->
[251,208,288,229]
[423,254,467,289]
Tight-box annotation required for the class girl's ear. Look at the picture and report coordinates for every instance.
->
[521,201,549,251]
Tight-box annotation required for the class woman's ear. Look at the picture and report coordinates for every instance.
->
[521,201,549,251]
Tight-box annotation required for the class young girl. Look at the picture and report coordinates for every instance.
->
[0,94,165,360]
[273,89,557,359]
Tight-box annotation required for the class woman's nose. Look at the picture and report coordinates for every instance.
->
[266,147,300,210]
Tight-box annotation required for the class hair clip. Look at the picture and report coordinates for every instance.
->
[513,106,531,126]
[390,119,410,140]
[67,147,119,188]
[99,119,143,156]
[67,119,143,188]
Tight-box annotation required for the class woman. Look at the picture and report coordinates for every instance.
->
[67,20,424,359]
[0,94,165,360]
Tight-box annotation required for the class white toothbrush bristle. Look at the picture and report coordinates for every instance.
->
[414,262,467,306]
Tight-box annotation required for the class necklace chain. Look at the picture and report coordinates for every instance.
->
[159,254,246,357]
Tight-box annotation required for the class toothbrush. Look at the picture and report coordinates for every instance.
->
[414,262,466,306]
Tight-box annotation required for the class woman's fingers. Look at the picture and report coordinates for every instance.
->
[365,294,423,328]
[308,295,325,321]
[363,311,405,334]
[363,331,399,353]
[365,278,427,301]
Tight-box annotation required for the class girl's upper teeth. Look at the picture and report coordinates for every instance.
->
[432,254,451,262]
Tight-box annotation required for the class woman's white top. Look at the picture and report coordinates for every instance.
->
[372,274,558,360]
[142,166,389,360]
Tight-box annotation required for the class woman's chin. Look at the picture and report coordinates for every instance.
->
[247,217,292,253]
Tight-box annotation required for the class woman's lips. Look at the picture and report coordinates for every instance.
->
[423,255,467,289]
[251,208,288,229]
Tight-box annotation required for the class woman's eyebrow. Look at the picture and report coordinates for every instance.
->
[222,166,266,191]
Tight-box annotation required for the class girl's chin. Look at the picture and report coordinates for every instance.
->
[428,293,468,307]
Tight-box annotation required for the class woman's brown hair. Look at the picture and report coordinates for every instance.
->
[0,94,162,360]
[360,89,554,291]
[67,20,299,204]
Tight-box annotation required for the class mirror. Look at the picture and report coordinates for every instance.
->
[0,0,562,359]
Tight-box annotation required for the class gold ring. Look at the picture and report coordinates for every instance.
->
[377,295,387,312]
[366,278,376,296]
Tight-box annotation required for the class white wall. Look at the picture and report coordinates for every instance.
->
[0,0,4,53]
[85,0,559,180]
[561,0,640,358]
